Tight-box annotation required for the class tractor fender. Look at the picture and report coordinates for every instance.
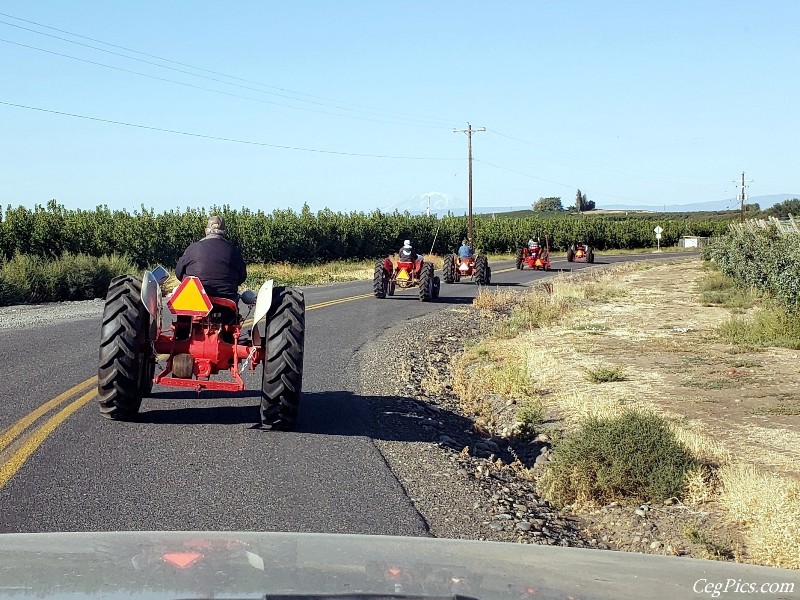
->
[141,271,161,323]
[252,279,275,328]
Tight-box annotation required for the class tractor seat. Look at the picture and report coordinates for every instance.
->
[209,297,238,311]
[209,297,239,334]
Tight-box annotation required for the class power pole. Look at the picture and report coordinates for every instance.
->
[734,171,750,223]
[453,122,485,242]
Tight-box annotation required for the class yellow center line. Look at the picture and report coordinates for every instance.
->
[0,389,96,489]
[308,292,374,310]
[0,376,96,453]
[241,293,373,327]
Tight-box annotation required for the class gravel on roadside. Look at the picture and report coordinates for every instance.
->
[357,304,597,547]
[0,298,104,330]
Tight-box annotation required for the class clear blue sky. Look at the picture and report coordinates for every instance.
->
[1,1,797,213]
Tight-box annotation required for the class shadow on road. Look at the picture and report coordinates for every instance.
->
[379,294,475,305]
[139,403,261,425]
[134,389,492,451]
[137,390,540,465]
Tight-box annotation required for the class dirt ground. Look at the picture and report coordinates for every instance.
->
[540,261,800,479]
[505,259,800,563]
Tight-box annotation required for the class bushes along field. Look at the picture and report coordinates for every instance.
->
[1,201,729,268]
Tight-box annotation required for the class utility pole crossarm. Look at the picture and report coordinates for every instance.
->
[453,122,485,243]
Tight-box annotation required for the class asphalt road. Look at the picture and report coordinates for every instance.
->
[0,252,692,534]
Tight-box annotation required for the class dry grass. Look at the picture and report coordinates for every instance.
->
[448,258,800,567]
[719,464,800,569]
[451,340,538,431]
[245,260,377,287]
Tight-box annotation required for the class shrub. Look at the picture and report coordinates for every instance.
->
[0,253,136,306]
[539,410,700,507]
[704,225,800,313]
[585,365,626,383]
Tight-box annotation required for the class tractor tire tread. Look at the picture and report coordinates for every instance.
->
[443,254,456,284]
[261,287,305,430]
[475,255,489,285]
[419,262,433,302]
[97,275,148,420]
[373,262,387,298]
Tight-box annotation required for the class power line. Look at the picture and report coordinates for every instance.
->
[481,135,719,188]
[0,100,461,160]
[0,37,449,129]
[486,128,711,182]
[473,158,644,204]
[0,12,455,127]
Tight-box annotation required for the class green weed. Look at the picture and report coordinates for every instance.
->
[719,302,800,350]
[585,365,626,383]
[539,410,701,508]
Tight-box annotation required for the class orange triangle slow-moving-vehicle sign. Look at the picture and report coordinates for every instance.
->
[168,276,213,316]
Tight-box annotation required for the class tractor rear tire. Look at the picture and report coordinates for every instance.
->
[567,248,575,262]
[588,252,595,264]
[515,248,523,269]
[419,262,434,302]
[432,276,441,300]
[98,275,151,421]
[373,262,387,298]
[443,254,455,284]
[261,286,305,430]
[475,255,489,286]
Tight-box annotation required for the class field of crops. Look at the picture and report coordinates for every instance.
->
[1,201,731,268]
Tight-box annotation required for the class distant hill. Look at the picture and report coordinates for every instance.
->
[600,194,799,212]
[381,194,800,217]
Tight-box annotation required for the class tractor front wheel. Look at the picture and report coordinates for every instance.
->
[261,286,305,430]
[442,254,456,284]
[419,262,434,302]
[98,275,151,420]
[432,276,441,299]
[373,262,388,298]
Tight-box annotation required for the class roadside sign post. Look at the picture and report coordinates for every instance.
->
[654,226,663,252]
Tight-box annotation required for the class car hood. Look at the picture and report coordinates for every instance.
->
[0,531,797,600]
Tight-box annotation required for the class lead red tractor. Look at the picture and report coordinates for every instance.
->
[567,241,595,263]
[97,267,305,430]
[442,253,491,285]
[374,255,440,301]
[516,239,551,271]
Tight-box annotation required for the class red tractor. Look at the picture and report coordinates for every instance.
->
[516,239,551,271]
[374,255,440,301]
[441,254,491,285]
[567,241,595,263]
[97,267,305,430]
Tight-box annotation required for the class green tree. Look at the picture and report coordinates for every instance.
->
[574,189,595,212]
[764,198,800,219]
[533,197,563,212]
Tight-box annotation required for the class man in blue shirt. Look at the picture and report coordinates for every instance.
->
[458,238,474,259]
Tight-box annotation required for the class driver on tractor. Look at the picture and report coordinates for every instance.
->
[175,215,247,326]
[528,238,540,251]
[458,238,474,259]
[398,239,422,265]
